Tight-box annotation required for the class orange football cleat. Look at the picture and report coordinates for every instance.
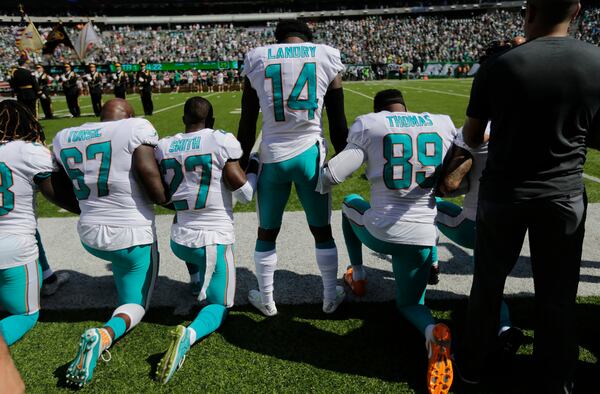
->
[427,323,453,394]
[343,267,367,297]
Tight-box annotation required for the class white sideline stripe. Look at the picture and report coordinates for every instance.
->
[139,92,217,118]
[393,85,470,98]
[345,87,600,184]
[584,173,600,184]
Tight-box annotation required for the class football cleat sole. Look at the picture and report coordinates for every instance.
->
[65,328,102,387]
[156,325,191,384]
[427,323,453,394]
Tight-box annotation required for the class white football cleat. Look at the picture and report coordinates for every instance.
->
[323,286,345,314]
[248,289,278,317]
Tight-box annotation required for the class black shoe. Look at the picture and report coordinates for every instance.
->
[428,264,440,285]
[497,327,525,359]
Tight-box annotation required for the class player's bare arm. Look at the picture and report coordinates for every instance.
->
[462,116,489,148]
[0,336,24,394]
[324,74,348,154]
[437,146,473,197]
[133,145,169,205]
[237,77,260,169]
[223,159,256,204]
[37,168,81,214]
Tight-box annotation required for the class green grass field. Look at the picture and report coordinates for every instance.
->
[7,80,600,393]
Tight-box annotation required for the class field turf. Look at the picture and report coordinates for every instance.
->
[7,80,600,393]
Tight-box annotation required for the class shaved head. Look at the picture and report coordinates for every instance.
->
[100,98,135,122]
[183,97,214,130]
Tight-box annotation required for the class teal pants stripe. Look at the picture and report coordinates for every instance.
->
[82,242,159,309]
[257,144,330,229]
[171,242,234,340]
[435,199,512,328]
[435,199,476,249]
[0,261,42,345]
[342,194,435,335]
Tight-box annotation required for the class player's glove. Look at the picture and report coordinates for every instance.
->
[246,153,260,175]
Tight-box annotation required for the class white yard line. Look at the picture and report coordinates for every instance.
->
[584,173,600,184]
[138,92,217,118]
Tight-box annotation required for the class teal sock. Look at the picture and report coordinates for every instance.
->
[499,300,512,331]
[105,316,127,341]
[0,311,39,346]
[255,239,276,252]
[342,214,363,266]
[188,304,227,345]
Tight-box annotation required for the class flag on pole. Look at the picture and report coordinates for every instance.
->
[14,9,44,54]
[42,23,75,56]
[74,22,101,60]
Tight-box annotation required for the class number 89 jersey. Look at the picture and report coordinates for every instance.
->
[242,43,345,163]
[348,111,457,237]
[155,129,243,241]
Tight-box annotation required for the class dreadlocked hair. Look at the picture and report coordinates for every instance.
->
[0,99,46,144]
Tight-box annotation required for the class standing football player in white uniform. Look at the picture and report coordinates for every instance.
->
[53,99,168,387]
[318,90,457,394]
[154,97,256,384]
[0,100,79,345]
[237,20,349,316]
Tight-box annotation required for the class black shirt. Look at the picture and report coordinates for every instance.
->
[467,36,600,201]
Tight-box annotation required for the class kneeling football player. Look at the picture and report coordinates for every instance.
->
[154,97,256,384]
[318,90,456,394]
[53,99,168,386]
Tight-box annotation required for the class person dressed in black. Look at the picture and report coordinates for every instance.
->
[35,64,53,120]
[459,0,600,392]
[136,61,153,116]
[61,63,80,118]
[112,62,128,99]
[86,63,103,117]
[9,59,40,117]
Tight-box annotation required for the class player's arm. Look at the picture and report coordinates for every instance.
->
[0,335,24,394]
[132,145,169,205]
[324,74,349,154]
[36,168,81,214]
[588,112,600,150]
[436,145,473,197]
[223,157,257,204]
[462,117,489,148]
[316,143,365,195]
[237,76,260,169]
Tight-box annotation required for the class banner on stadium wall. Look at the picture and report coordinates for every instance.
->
[46,61,239,75]
[423,62,479,77]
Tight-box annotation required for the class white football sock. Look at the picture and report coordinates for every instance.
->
[316,247,339,302]
[352,265,366,281]
[424,324,436,357]
[187,327,197,345]
[42,268,55,280]
[190,272,200,283]
[254,250,277,305]
[431,261,439,269]
[112,303,146,332]
[498,326,511,336]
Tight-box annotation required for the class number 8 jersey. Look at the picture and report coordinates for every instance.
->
[348,111,457,245]
[242,43,345,163]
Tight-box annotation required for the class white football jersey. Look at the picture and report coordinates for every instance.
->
[53,118,159,228]
[454,124,490,221]
[348,111,457,245]
[243,43,345,163]
[0,141,56,267]
[155,129,243,247]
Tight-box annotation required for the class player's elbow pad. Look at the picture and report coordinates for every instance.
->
[233,173,256,204]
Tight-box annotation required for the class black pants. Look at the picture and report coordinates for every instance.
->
[39,96,52,119]
[463,192,586,393]
[18,97,37,117]
[140,90,153,115]
[65,91,80,117]
[91,92,102,116]
[114,87,126,99]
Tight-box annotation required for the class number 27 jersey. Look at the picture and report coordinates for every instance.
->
[349,111,457,226]
[243,43,345,163]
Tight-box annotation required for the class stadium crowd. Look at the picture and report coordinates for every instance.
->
[0,7,598,75]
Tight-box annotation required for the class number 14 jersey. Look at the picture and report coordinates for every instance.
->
[242,43,345,163]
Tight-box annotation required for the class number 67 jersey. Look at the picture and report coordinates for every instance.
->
[348,111,457,246]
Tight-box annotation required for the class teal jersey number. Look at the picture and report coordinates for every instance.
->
[0,162,15,216]
[383,132,443,190]
[60,147,91,200]
[60,141,112,200]
[265,62,318,122]
[160,154,212,211]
